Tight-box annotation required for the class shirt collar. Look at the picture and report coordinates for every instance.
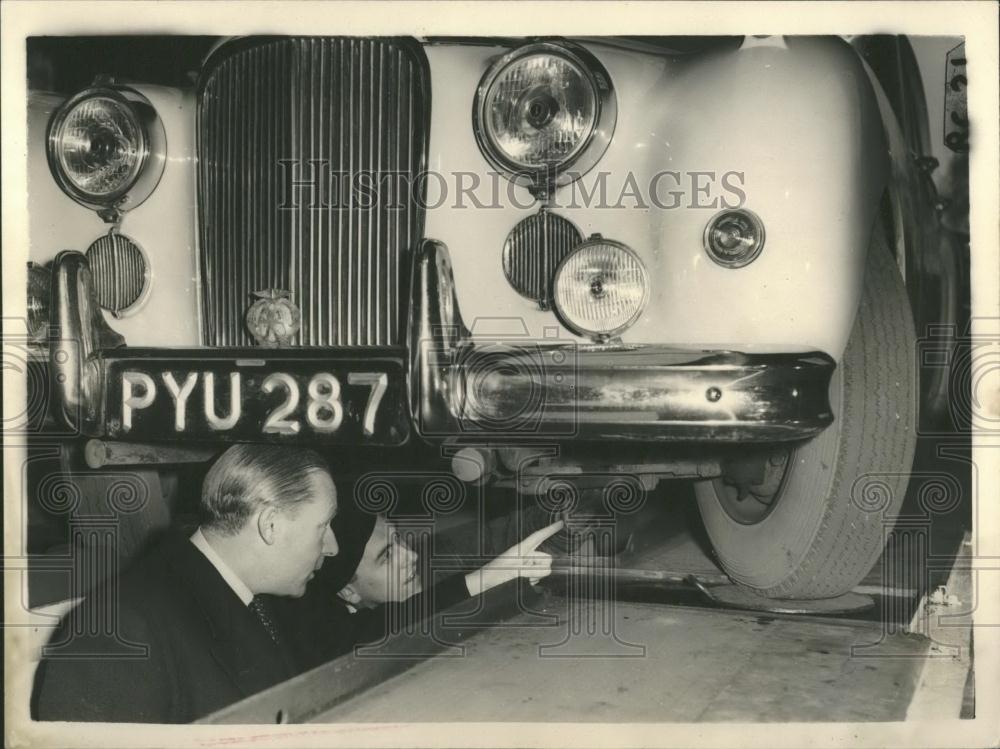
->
[189,528,255,606]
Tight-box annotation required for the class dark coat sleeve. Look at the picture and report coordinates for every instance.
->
[32,601,177,723]
[348,572,471,647]
[274,573,471,672]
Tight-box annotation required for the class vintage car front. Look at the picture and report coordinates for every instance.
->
[28,34,926,600]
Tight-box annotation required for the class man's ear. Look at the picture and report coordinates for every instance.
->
[338,583,362,605]
[257,506,278,545]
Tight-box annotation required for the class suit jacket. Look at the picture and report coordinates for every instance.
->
[272,568,471,672]
[32,530,297,723]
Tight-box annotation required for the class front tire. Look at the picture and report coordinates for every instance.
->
[695,225,917,599]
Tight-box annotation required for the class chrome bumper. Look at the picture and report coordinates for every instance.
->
[49,250,126,434]
[48,246,835,444]
[409,239,836,442]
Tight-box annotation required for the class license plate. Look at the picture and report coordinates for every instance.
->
[103,354,408,445]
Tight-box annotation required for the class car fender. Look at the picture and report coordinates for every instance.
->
[424,36,890,359]
[28,84,200,347]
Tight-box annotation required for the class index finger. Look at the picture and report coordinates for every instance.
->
[520,519,565,551]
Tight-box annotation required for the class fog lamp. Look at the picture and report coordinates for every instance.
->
[503,209,583,309]
[85,233,151,317]
[553,237,649,340]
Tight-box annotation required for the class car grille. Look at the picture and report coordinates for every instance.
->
[197,37,428,346]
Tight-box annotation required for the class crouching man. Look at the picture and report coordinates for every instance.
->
[32,445,339,723]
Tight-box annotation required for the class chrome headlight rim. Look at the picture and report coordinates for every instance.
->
[473,41,617,193]
[553,236,651,341]
[46,85,166,212]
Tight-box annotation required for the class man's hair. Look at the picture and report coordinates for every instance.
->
[200,445,332,535]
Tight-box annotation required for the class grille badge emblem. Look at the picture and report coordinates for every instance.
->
[245,289,301,347]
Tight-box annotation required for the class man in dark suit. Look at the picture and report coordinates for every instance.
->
[32,444,339,723]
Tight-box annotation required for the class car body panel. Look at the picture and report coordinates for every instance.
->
[28,85,200,346]
[423,36,888,358]
[32,36,890,360]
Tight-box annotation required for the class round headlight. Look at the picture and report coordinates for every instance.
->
[553,237,649,340]
[47,87,165,213]
[474,42,616,193]
[704,209,766,268]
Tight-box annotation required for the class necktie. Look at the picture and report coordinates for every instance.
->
[249,596,280,645]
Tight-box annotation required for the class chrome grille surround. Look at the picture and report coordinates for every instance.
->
[197,37,429,347]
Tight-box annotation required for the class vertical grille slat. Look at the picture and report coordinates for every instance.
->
[346,40,355,345]
[198,37,427,347]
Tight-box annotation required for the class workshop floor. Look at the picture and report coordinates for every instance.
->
[315,597,929,722]
[315,432,973,723]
